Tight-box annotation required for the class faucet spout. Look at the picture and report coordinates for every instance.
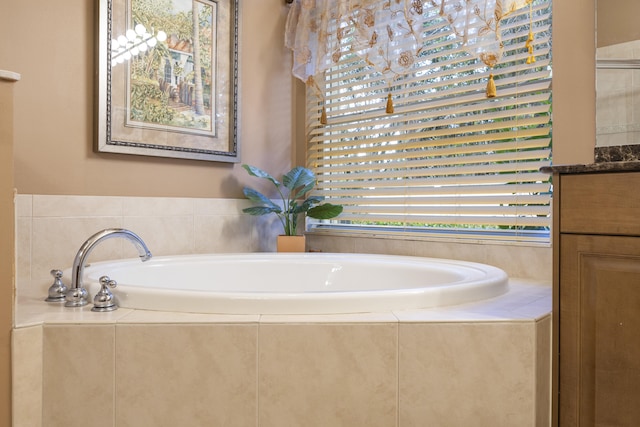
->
[65,228,152,307]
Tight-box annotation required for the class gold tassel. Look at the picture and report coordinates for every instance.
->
[386,93,394,114]
[525,31,535,64]
[525,2,536,64]
[486,73,496,98]
[320,105,327,125]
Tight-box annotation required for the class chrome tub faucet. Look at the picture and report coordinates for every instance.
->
[64,228,152,308]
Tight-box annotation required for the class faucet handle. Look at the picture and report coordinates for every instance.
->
[45,269,68,303]
[92,276,118,312]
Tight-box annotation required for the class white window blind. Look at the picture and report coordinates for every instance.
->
[306,0,552,244]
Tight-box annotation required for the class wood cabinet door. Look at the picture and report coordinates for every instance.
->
[559,234,640,426]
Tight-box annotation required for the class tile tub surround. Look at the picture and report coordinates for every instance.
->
[12,279,552,427]
[14,193,552,425]
[15,194,283,300]
[306,232,553,282]
[16,193,553,302]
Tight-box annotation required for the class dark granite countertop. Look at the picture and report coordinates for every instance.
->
[540,161,640,175]
[540,144,640,174]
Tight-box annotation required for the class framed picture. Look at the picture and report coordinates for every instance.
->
[96,0,240,162]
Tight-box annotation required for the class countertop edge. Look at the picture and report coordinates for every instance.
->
[540,161,640,174]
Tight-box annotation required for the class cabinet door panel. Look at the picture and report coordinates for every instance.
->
[560,234,640,427]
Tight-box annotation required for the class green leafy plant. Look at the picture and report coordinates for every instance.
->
[242,164,343,236]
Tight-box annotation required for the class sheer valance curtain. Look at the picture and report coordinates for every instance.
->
[285,0,535,121]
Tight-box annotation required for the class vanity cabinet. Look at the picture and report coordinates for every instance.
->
[553,170,640,427]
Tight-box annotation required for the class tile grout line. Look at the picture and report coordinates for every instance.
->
[396,321,400,427]
[256,321,261,427]
[112,324,117,427]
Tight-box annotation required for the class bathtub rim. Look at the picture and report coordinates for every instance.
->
[72,252,511,315]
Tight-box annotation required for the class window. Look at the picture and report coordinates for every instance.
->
[306,0,553,245]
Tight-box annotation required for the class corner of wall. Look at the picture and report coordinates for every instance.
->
[0,73,19,427]
[551,0,597,165]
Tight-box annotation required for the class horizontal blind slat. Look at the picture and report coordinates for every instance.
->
[315,152,551,175]
[315,172,552,188]
[333,213,550,227]
[317,182,551,197]
[334,194,551,206]
[342,206,551,217]
[309,139,552,163]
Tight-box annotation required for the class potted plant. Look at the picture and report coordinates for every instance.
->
[241,164,343,252]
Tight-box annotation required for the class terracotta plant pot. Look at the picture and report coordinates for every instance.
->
[277,235,306,252]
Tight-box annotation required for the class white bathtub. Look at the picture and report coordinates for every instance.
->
[80,253,509,315]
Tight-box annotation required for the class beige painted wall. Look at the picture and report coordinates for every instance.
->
[1,0,296,198]
[551,0,596,165]
[0,0,598,422]
[0,79,16,426]
[0,0,597,196]
[597,0,640,47]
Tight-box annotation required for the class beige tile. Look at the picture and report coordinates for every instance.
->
[12,326,43,427]
[259,323,397,427]
[308,237,553,283]
[42,325,115,427]
[484,244,552,281]
[122,216,194,256]
[305,234,356,253]
[16,300,134,327]
[194,214,255,253]
[259,312,399,323]
[630,130,640,146]
[399,322,536,427]
[393,279,551,323]
[118,309,260,324]
[16,217,31,296]
[354,236,415,256]
[122,196,194,217]
[32,194,124,217]
[254,215,281,252]
[15,194,32,217]
[597,67,632,93]
[115,324,257,427]
[412,240,489,264]
[193,198,250,215]
[535,316,552,426]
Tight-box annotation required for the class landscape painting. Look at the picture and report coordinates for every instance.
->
[96,0,239,162]
[127,0,215,135]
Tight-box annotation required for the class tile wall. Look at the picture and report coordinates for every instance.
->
[14,307,551,427]
[307,234,552,282]
[13,194,552,426]
[16,194,552,302]
[596,39,640,147]
[15,194,279,300]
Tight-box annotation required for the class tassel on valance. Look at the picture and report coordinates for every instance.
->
[526,31,536,64]
[486,73,497,98]
[525,2,536,64]
[386,93,394,114]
